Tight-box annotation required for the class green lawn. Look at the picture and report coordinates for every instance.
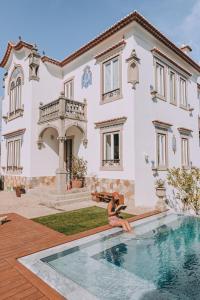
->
[33,206,134,236]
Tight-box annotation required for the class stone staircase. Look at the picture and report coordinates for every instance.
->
[27,186,92,209]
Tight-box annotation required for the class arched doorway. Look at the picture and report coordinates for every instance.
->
[64,125,85,183]
[37,126,59,179]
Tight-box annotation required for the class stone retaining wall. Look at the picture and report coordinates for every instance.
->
[3,175,56,190]
[86,177,135,206]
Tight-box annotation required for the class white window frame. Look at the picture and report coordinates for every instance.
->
[153,121,172,171]
[156,131,168,170]
[169,70,176,105]
[103,131,120,166]
[7,137,21,171]
[101,53,122,104]
[181,137,190,168]
[64,78,74,100]
[103,56,119,94]
[155,60,166,100]
[100,127,122,171]
[179,77,187,108]
[95,118,127,171]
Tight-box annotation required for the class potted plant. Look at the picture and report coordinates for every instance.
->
[155,178,167,211]
[14,186,21,197]
[155,178,166,197]
[71,156,87,188]
[20,185,26,194]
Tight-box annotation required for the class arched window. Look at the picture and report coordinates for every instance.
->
[9,66,23,114]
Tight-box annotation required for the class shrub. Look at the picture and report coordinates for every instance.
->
[71,156,87,179]
[167,167,200,215]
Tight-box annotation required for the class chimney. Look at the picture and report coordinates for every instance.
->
[180,44,192,55]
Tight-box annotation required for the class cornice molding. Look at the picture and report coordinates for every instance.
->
[152,120,172,130]
[151,48,192,77]
[95,40,126,62]
[3,128,26,139]
[178,127,193,136]
[95,117,127,129]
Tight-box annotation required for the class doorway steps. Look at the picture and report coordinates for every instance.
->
[27,186,92,209]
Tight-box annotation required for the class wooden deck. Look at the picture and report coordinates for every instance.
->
[0,210,161,299]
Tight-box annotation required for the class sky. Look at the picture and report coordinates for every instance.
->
[0,0,200,95]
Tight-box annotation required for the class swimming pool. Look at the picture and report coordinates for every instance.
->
[19,211,200,299]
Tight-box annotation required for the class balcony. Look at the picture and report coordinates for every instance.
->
[38,95,87,124]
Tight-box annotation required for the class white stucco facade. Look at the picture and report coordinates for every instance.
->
[1,11,200,209]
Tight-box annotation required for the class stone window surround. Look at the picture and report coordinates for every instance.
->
[178,128,192,169]
[153,120,172,171]
[96,41,125,105]
[154,58,167,101]
[180,136,190,169]
[95,117,127,171]
[64,76,74,100]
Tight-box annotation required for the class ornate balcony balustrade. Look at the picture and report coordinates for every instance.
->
[38,96,87,124]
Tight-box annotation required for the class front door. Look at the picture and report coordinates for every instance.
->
[65,138,73,182]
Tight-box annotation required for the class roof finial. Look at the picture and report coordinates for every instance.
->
[42,50,45,56]
[18,36,22,41]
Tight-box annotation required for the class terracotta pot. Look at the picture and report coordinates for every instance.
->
[71,179,83,189]
[20,188,26,194]
[156,187,166,198]
[15,187,21,197]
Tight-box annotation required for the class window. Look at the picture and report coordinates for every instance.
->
[157,133,167,169]
[155,62,165,98]
[102,55,121,102]
[64,79,74,99]
[7,139,21,170]
[9,79,22,113]
[153,120,172,170]
[8,66,23,118]
[95,117,126,170]
[180,77,187,107]
[169,71,176,104]
[103,56,119,94]
[181,138,189,167]
[103,132,120,166]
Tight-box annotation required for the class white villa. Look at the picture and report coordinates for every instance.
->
[1,11,200,209]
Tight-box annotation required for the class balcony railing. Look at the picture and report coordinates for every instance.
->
[102,159,120,166]
[38,96,86,124]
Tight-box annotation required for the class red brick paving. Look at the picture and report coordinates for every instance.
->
[0,210,161,299]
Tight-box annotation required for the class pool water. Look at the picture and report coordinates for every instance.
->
[93,217,200,299]
[39,214,200,300]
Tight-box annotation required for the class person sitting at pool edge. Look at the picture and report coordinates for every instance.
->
[107,192,132,232]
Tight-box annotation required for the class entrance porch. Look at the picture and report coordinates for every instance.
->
[37,93,87,194]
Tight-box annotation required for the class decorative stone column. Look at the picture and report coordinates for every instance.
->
[56,136,67,194]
